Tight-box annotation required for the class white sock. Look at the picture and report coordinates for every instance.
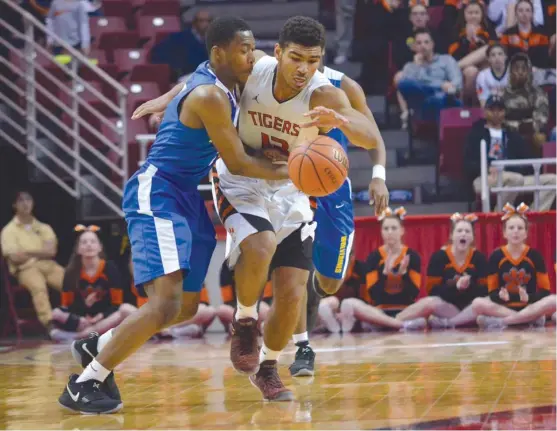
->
[259,343,281,363]
[76,358,111,383]
[235,300,258,320]
[292,332,309,345]
[97,329,114,352]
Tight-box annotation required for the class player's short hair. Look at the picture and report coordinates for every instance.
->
[278,16,326,49]
[205,17,251,53]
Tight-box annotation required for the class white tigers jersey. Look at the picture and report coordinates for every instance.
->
[238,55,332,158]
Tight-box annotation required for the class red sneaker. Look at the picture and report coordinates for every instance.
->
[230,317,260,375]
[249,360,295,401]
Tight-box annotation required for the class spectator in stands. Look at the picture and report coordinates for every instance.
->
[503,53,549,150]
[46,0,91,56]
[464,95,556,210]
[0,190,64,330]
[488,0,545,36]
[393,4,436,127]
[500,0,554,80]
[337,208,427,332]
[449,0,497,103]
[476,43,509,106]
[394,214,488,328]
[472,204,552,326]
[397,29,463,122]
[151,9,211,79]
[334,0,357,65]
[49,226,136,341]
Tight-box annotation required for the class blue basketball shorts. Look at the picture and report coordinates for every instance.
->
[122,163,216,293]
[312,178,355,280]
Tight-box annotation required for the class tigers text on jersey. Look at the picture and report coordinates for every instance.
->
[238,56,332,158]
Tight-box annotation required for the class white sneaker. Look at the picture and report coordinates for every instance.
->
[49,328,78,342]
[476,315,506,329]
[401,317,427,331]
[428,315,454,329]
[339,311,356,333]
[530,315,546,328]
[170,324,203,338]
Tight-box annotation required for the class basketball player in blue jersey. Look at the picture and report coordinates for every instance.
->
[288,62,388,377]
[57,17,289,415]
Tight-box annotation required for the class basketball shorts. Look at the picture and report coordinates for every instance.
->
[212,158,315,269]
[123,163,217,293]
[312,178,355,280]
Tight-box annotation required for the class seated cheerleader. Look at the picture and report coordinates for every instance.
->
[338,207,427,332]
[394,213,489,328]
[130,257,217,338]
[49,225,137,341]
[473,203,553,328]
[317,250,367,333]
[216,261,272,334]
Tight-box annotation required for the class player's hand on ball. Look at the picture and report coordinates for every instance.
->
[302,106,349,129]
[369,178,389,215]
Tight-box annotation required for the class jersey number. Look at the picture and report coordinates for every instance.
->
[261,132,289,154]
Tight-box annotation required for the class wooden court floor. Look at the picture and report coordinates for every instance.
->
[0,329,555,430]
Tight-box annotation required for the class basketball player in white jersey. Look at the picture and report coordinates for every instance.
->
[133,16,386,401]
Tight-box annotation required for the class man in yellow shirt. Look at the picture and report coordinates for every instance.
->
[1,191,64,328]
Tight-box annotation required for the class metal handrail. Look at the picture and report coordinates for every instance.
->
[0,0,129,218]
[480,139,556,211]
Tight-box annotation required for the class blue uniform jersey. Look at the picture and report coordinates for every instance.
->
[322,66,349,151]
[145,61,238,188]
[122,61,238,292]
[312,66,355,280]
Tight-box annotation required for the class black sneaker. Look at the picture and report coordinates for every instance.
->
[59,374,123,414]
[289,344,316,377]
[71,332,99,368]
[71,332,121,401]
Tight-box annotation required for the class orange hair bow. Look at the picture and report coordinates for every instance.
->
[378,206,407,221]
[450,213,478,224]
[74,224,101,233]
[501,202,529,221]
[409,0,429,8]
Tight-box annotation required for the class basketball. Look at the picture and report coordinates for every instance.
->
[288,136,349,197]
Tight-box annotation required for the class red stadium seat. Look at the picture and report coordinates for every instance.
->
[124,82,161,112]
[113,48,149,75]
[100,119,150,176]
[100,0,134,17]
[137,16,181,41]
[90,17,127,43]
[439,107,484,180]
[129,64,171,92]
[97,32,141,51]
[138,0,180,17]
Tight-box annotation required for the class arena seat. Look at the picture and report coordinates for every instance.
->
[137,16,182,42]
[439,107,484,180]
[99,0,134,17]
[90,17,127,43]
[138,0,181,17]
[128,64,171,93]
[113,48,149,75]
[124,82,161,113]
[97,32,141,51]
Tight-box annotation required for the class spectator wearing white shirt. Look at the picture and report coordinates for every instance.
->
[476,43,509,107]
[46,0,91,56]
[487,0,545,36]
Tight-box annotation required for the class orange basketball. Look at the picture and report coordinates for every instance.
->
[288,136,349,197]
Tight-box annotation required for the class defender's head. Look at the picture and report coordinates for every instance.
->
[206,17,255,84]
[275,16,326,92]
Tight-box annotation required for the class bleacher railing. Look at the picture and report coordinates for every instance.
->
[0,0,128,217]
[480,139,556,212]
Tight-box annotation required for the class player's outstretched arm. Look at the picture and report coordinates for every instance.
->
[340,76,389,214]
[131,82,184,120]
[189,86,289,181]
[308,86,379,151]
